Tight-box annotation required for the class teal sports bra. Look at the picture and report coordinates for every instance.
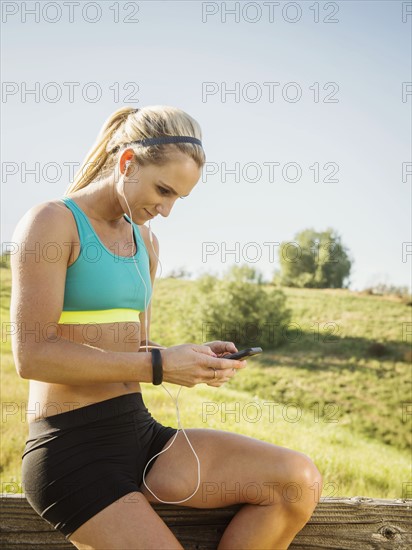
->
[58,197,152,325]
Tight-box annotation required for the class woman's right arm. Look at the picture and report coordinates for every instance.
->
[9,203,244,387]
[9,202,155,385]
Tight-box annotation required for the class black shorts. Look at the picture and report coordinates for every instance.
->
[21,392,179,539]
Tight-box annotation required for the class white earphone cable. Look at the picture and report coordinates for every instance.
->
[121,167,201,504]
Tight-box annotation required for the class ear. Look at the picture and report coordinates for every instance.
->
[119,149,135,174]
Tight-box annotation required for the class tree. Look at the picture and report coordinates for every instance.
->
[276,228,352,288]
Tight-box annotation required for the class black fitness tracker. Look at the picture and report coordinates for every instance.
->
[151,348,163,385]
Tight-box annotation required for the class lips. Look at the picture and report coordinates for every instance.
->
[144,209,154,218]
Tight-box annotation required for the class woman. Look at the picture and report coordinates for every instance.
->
[10,105,323,550]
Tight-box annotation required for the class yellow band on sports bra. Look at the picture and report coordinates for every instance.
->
[58,309,142,325]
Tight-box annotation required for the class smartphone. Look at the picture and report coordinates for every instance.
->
[223,347,263,361]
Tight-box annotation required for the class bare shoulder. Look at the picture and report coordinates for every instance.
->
[12,199,74,265]
[12,199,73,248]
[9,201,75,374]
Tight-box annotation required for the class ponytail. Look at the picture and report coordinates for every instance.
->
[65,106,136,194]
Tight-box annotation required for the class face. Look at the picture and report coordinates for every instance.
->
[118,152,201,223]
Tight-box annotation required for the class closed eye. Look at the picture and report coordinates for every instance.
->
[157,185,186,199]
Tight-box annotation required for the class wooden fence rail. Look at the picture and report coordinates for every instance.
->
[1,494,411,549]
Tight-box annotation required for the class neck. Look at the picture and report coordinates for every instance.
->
[68,174,125,227]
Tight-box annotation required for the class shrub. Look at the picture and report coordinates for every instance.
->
[176,265,291,349]
[366,343,388,357]
[0,253,11,269]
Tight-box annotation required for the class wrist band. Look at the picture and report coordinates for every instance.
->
[151,348,163,385]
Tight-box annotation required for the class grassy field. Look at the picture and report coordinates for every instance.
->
[1,267,411,499]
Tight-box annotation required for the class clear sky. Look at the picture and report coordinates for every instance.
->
[1,0,411,290]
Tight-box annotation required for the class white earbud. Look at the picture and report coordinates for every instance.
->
[121,161,131,193]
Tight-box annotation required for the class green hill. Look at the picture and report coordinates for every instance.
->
[1,266,411,499]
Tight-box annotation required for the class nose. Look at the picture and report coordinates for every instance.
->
[155,200,173,218]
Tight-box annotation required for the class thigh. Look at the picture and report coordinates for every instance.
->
[139,428,318,508]
[69,491,183,550]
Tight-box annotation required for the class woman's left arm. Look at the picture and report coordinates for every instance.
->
[138,228,167,351]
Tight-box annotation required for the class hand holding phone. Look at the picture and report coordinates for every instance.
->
[223,347,262,361]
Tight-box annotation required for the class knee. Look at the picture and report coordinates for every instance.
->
[285,454,323,520]
[298,454,323,495]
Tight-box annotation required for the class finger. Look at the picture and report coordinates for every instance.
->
[219,357,247,369]
[214,341,238,354]
[224,341,238,353]
[206,366,220,384]
[207,367,235,385]
[206,374,229,386]
[206,366,233,384]
[207,381,224,387]
[202,356,246,370]
[195,345,218,357]
[205,371,230,387]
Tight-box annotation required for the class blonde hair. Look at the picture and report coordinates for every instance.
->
[64,105,206,194]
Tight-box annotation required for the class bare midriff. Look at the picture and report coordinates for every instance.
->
[26,323,143,423]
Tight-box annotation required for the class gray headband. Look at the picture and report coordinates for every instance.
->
[111,135,202,154]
